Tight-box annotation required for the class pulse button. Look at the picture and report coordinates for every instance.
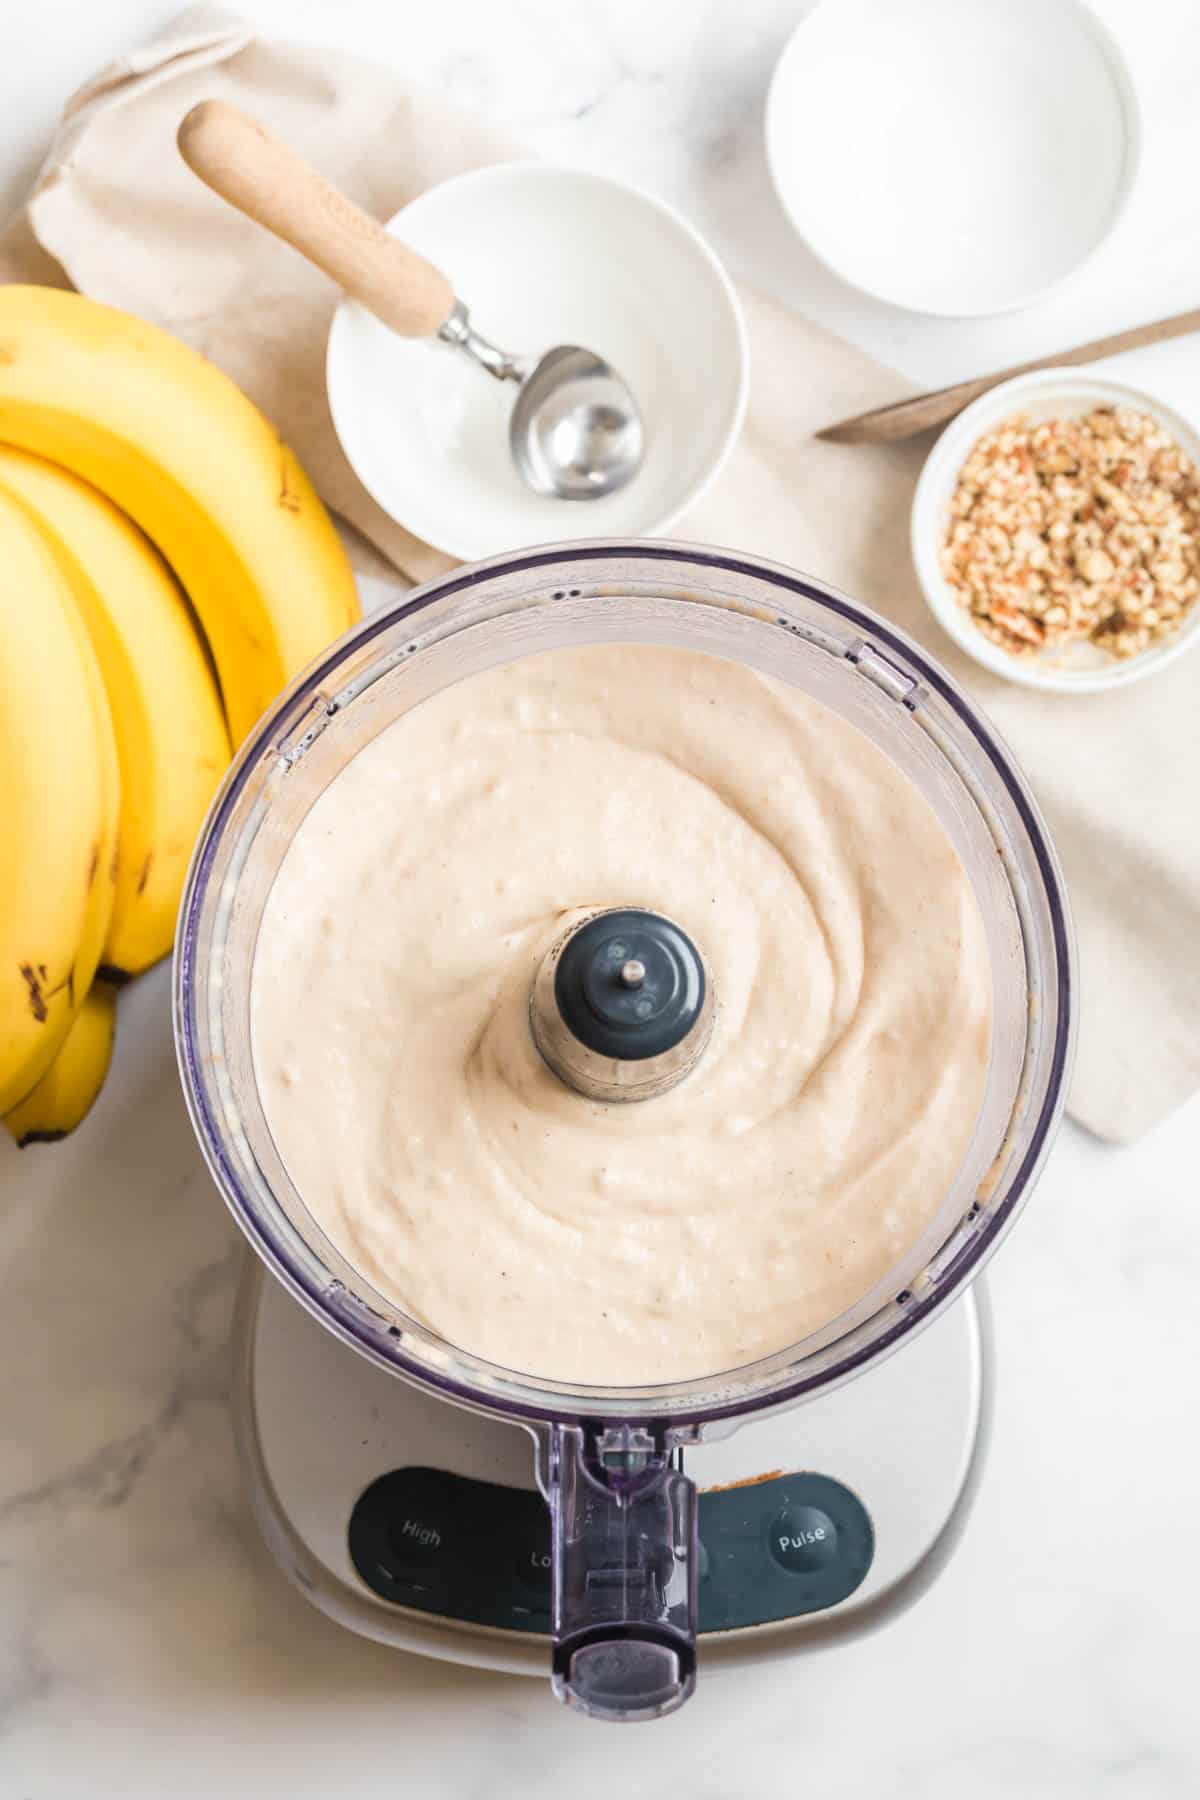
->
[769,1503,839,1573]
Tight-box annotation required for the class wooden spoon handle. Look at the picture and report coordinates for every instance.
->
[818,307,1200,444]
[177,99,456,338]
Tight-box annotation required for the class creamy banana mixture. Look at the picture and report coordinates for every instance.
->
[251,644,992,1385]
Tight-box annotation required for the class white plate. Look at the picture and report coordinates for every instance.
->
[326,163,748,560]
[912,370,1200,693]
[766,0,1141,317]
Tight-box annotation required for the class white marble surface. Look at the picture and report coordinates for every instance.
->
[2,1,1199,1793]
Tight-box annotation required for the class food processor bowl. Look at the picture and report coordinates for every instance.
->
[175,541,1074,1720]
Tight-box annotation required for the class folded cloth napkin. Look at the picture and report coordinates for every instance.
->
[3,2,1196,1143]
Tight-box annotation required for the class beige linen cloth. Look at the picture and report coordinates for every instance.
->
[2,4,1196,1143]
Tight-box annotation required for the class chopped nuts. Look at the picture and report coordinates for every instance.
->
[1077,547,1114,583]
[940,406,1200,661]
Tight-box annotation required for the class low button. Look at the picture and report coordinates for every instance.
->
[513,1539,553,1604]
[768,1504,839,1574]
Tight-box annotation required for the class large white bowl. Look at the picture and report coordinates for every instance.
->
[327,163,748,561]
[912,369,1200,693]
[766,0,1141,317]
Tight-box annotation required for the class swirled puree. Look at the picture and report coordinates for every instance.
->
[252,644,992,1385]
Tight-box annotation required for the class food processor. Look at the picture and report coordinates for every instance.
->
[175,541,1073,1722]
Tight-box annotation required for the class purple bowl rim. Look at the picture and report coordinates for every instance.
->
[176,539,1074,1429]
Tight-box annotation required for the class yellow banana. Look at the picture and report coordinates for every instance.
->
[0,491,120,1112]
[0,286,360,746]
[4,979,117,1145]
[0,447,232,976]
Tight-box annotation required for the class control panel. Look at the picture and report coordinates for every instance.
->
[348,1465,874,1635]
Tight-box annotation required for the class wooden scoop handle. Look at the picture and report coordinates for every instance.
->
[177,99,456,338]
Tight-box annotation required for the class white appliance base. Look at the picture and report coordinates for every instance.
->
[234,1259,991,1675]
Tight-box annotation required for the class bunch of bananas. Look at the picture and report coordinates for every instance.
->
[0,285,359,1145]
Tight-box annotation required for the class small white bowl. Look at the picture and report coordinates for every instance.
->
[327,163,749,561]
[912,370,1200,693]
[766,0,1141,317]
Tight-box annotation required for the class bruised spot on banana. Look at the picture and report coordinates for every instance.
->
[18,963,49,1023]
[277,447,301,514]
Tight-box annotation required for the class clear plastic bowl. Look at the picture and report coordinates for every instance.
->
[175,540,1074,1719]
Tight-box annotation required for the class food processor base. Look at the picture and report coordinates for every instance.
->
[234,1257,992,1675]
